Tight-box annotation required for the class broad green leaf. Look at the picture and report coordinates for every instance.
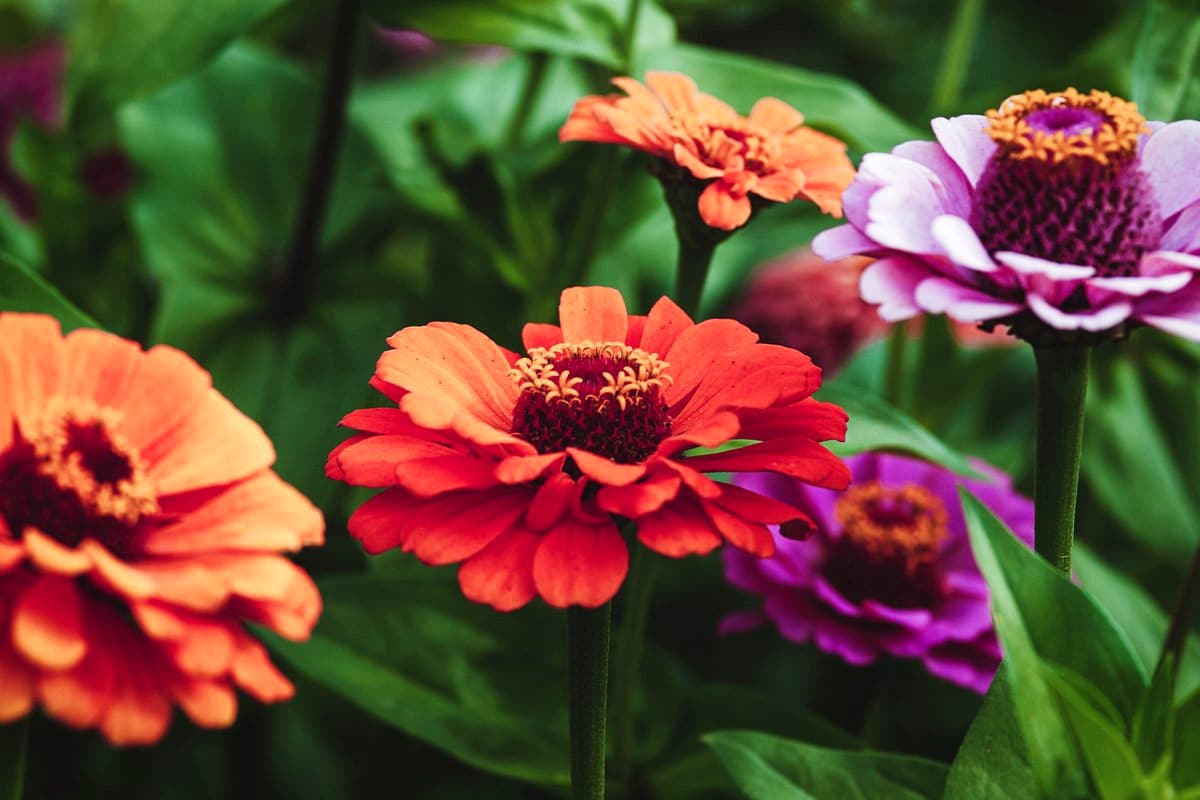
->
[67,0,294,122]
[1074,545,1200,700]
[368,0,675,69]
[1131,0,1200,121]
[0,252,98,330]
[1047,666,1146,800]
[119,44,393,506]
[265,570,570,786]
[819,384,979,478]
[944,667,1038,800]
[703,730,948,800]
[1084,357,1199,561]
[1133,656,1178,770]
[1175,688,1200,790]
[637,43,922,152]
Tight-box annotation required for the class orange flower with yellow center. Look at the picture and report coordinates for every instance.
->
[559,72,855,230]
[0,314,323,746]
[328,287,850,611]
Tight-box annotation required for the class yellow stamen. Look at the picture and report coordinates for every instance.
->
[986,88,1146,165]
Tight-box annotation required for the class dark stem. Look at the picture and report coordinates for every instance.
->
[675,235,718,318]
[1158,536,1200,674]
[504,52,550,148]
[276,0,360,323]
[1,719,28,800]
[608,549,660,787]
[568,604,612,800]
[883,325,907,408]
[1032,345,1091,575]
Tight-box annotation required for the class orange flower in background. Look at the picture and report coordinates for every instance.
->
[559,72,855,230]
[328,286,850,611]
[0,314,323,746]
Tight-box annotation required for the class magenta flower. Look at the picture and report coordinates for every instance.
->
[722,452,1033,693]
[814,88,1200,344]
[0,42,62,220]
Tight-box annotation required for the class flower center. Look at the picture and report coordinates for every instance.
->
[0,399,157,548]
[510,342,673,464]
[822,482,948,608]
[971,88,1161,278]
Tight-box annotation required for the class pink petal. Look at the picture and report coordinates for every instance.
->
[995,251,1095,279]
[1141,120,1200,219]
[860,256,931,321]
[931,215,996,271]
[1027,294,1132,331]
[930,115,994,186]
[811,224,879,260]
[914,277,1023,321]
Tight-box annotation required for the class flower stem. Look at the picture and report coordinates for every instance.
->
[608,548,660,787]
[883,324,907,408]
[1158,534,1200,675]
[1,719,28,800]
[675,235,717,318]
[929,0,986,113]
[1033,345,1091,575]
[568,604,612,800]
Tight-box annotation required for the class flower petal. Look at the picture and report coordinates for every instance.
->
[994,251,1095,279]
[914,277,1024,322]
[532,518,628,608]
[1027,294,1132,331]
[595,471,682,517]
[12,574,87,670]
[860,256,931,321]
[458,528,541,611]
[558,286,629,344]
[697,181,752,230]
[930,115,994,186]
[636,498,723,557]
[1141,120,1200,219]
[682,438,851,490]
[931,215,996,271]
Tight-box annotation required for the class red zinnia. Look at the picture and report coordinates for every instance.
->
[0,314,323,745]
[328,287,850,610]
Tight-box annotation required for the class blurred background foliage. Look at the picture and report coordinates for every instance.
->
[1,0,1199,797]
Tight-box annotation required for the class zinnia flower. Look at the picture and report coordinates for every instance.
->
[0,314,323,745]
[328,286,850,611]
[722,452,1033,694]
[815,87,1200,344]
[560,72,855,230]
[0,42,62,220]
[733,249,887,373]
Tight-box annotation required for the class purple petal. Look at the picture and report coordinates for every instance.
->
[922,638,1000,694]
[719,609,768,635]
[859,153,953,253]
[995,251,1095,279]
[931,115,994,186]
[861,600,933,630]
[812,575,864,617]
[1141,120,1200,219]
[812,224,878,260]
[860,256,931,321]
[1027,294,1133,331]
[1142,250,1200,273]
[931,214,996,272]
[1136,283,1200,340]
[891,140,973,216]
[914,277,1023,321]
[1089,272,1193,296]
[1160,202,1200,252]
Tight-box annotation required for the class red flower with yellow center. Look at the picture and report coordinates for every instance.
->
[328,287,850,610]
[0,314,323,746]
[559,72,855,230]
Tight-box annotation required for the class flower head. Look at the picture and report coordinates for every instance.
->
[815,87,1200,345]
[722,452,1032,694]
[723,453,1031,692]
[560,72,854,231]
[328,287,850,611]
[0,314,323,745]
[733,249,887,373]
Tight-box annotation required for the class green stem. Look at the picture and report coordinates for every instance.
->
[608,549,660,787]
[882,325,907,408]
[1033,346,1090,575]
[929,0,986,113]
[1158,535,1200,675]
[504,52,550,148]
[1,719,28,800]
[621,0,644,69]
[675,236,717,318]
[569,604,612,800]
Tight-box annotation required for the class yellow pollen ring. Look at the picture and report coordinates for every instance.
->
[510,341,671,411]
[18,398,158,525]
[986,88,1147,165]
[833,481,948,572]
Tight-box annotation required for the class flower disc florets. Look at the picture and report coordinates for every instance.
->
[510,342,672,464]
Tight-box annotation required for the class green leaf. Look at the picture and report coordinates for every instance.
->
[264,570,570,786]
[119,44,393,506]
[944,667,1038,800]
[0,252,98,330]
[819,384,979,478]
[703,730,948,800]
[1175,688,1200,790]
[636,43,922,152]
[368,0,675,69]
[66,0,293,122]
[1131,0,1200,122]
[1132,655,1178,770]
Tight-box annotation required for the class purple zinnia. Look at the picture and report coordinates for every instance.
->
[814,87,1200,344]
[722,453,1033,694]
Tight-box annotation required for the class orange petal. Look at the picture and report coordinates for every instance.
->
[346,488,425,555]
[394,451,502,497]
[458,528,541,612]
[338,407,429,435]
[172,676,236,728]
[526,473,577,532]
[12,574,87,670]
[595,471,682,518]
[23,528,92,575]
[400,488,532,566]
[567,448,646,487]
[672,143,723,180]
[110,344,211,455]
[0,643,35,722]
[697,181,752,230]
[558,286,629,344]
[0,538,25,572]
[638,296,693,358]
[636,499,723,558]
[682,438,851,490]
[101,669,172,746]
[37,637,117,729]
[522,323,563,351]
[133,604,236,677]
[748,97,805,134]
[532,517,628,608]
[232,633,293,702]
[644,72,700,114]
[495,452,565,484]
[752,169,805,203]
[61,327,143,405]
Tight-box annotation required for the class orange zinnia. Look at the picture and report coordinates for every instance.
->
[559,72,855,230]
[0,314,323,746]
[328,286,850,611]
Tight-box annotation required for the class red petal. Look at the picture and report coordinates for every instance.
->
[701,499,774,557]
[0,643,34,722]
[522,323,563,351]
[639,296,693,358]
[496,452,565,484]
[12,574,87,670]
[558,286,628,344]
[595,471,681,517]
[458,528,541,611]
[527,473,577,532]
[402,488,533,565]
[533,517,628,608]
[568,447,646,486]
[713,482,815,525]
[347,489,425,554]
[636,498,722,557]
[735,398,848,442]
[682,438,851,490]
[338,407,433,436]
[394,451,502,497]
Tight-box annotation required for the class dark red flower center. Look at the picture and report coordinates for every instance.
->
[822,481,948,608]
[0,399,156,548]
[971,88,1161,279]
[510,342,673,464]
